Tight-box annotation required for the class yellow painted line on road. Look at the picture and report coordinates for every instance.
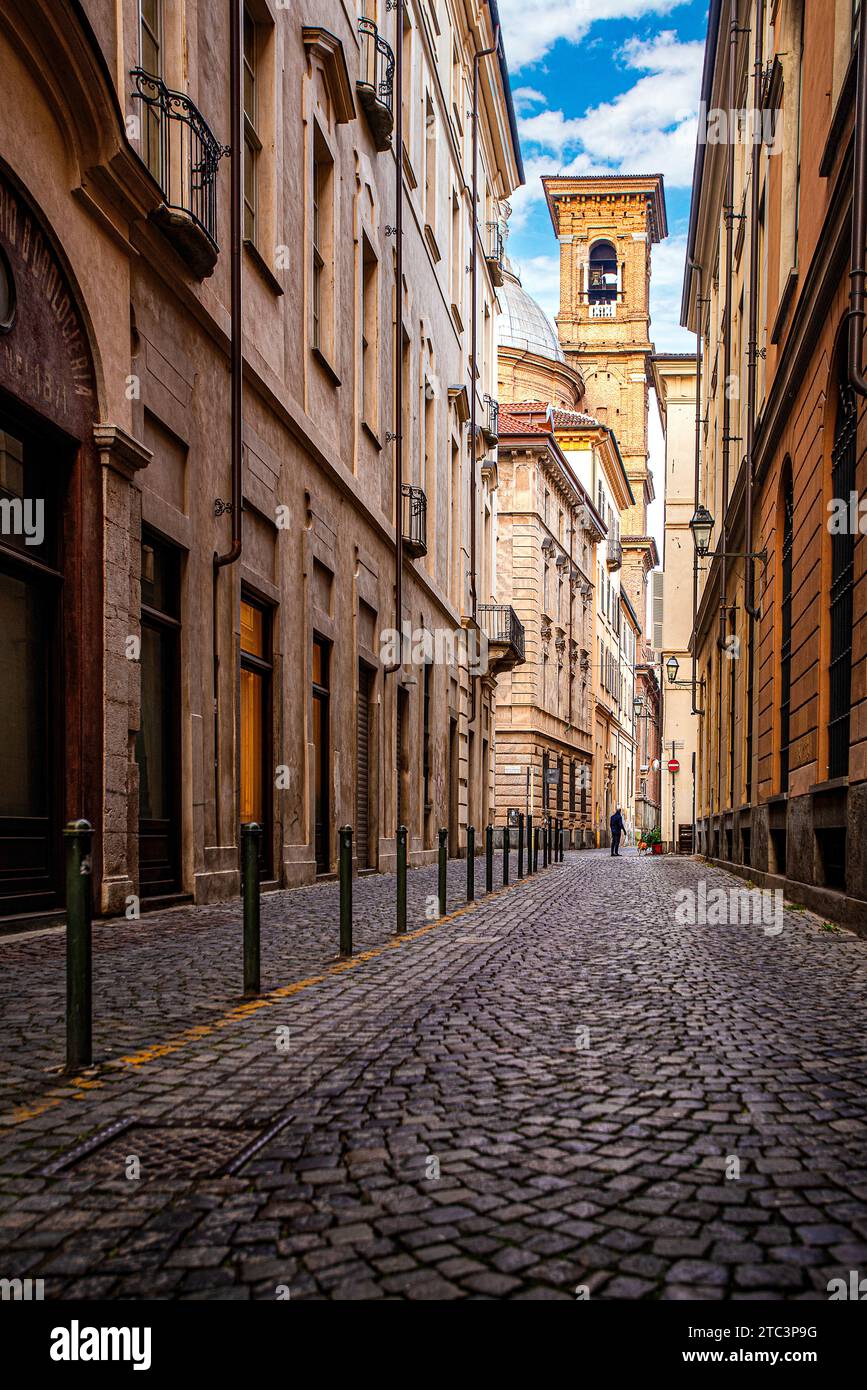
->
[3,865,552,1128]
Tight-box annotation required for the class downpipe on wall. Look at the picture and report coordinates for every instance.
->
[213,0,245,847]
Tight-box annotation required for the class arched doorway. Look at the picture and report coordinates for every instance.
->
[0,167,101,920]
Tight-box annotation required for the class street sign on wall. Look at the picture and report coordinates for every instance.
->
[668,758,680,773]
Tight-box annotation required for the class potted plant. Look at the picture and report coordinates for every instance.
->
[645,827,664,855]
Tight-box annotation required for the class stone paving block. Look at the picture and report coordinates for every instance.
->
[0,851,866,1301]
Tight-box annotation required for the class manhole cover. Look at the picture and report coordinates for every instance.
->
[44,1111,297,1182]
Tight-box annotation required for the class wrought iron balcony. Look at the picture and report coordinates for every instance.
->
[357,18,394,151]
[606,537,623,569]
[482,395,499,445]
[484,221,505,286]
[131,68,227,278]
[478,603,526,672]
[401,484,427,559]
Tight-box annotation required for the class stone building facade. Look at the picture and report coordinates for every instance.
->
[651,352,698,850]
[492,403,602,845]
[684,0,867,930]
[494,253,643,845]
[0,0,522,924]
[542,174,665,627]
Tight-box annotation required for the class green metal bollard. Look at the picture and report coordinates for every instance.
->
[526,814,533,875]
[396,825,407,935]
[438,828,448,916]
[466,825,475,902]
[486,824,493,893]
[241,822,262,995]
[503,824,510,886]
[64,819,94,1071]
[517,813,524,879]
[339,825,353,957]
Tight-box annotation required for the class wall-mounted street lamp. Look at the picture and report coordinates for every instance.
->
[689,504,767,566]
[633,694,645,715]
[666,654,680,685]
[689,505,714,557]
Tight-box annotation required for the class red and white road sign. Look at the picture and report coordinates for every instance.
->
[668,758,680,772]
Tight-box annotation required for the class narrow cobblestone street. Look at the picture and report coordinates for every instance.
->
[2,851,867,1301]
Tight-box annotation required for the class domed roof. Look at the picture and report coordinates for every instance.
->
[498,264,565,364]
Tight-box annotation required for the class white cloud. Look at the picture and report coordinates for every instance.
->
[648,232,696,351]
[515,33,704,190]
[498,0,684,71]
[511,86,547,113]
[513,253,562,320]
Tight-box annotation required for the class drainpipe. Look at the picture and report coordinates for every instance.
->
[213,0,245,843]
[384,0,405,680]
[849,9,867,395]
[744,0,763,621]
[467,21,500,729]
[719,0,739,655]
[689,258,705,718]
[743,0,764,807]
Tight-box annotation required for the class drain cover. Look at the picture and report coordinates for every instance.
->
[44,1110,297,1182]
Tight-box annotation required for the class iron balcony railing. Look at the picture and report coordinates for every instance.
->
[485,221,504,263]
[479,603,525,663]
[357,18,394,149]
[606,536,623,569]
[131,68,226,252]
[482,394,499,444]
[401,484,427,558]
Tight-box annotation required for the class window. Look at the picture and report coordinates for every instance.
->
[241,596,272,874]
[588,240,617,304]
[423,660,432,817]
[312,126,334,355]
[450,190,462,318]
[312,637,331,872]
[137,531,182,897]
[778,466,794,788]
[450,436,460,603]
[139,0,163,180]
[139,0,161,72]
[424,93,437,233]
[828,355,857,778]
[243,7,261,244]
[361,233,379,430]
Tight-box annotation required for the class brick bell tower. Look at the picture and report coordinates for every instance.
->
[541,174,667,628]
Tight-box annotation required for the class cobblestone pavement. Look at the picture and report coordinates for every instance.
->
[2,849,867,1301]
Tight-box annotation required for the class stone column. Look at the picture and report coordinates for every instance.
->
[93,424,152,916]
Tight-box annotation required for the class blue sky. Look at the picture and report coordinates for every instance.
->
[497,0,709,351]
[496,1,709,574]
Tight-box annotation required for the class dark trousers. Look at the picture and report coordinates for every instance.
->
[611,831,621,856]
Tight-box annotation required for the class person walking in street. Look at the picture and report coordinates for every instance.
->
[610,807,625,857]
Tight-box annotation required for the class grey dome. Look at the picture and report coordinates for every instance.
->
[498,265,565,363]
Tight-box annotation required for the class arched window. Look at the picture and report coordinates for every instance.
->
[588,240,617,304]
[828,349,857,777]
[778,462,794,786]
